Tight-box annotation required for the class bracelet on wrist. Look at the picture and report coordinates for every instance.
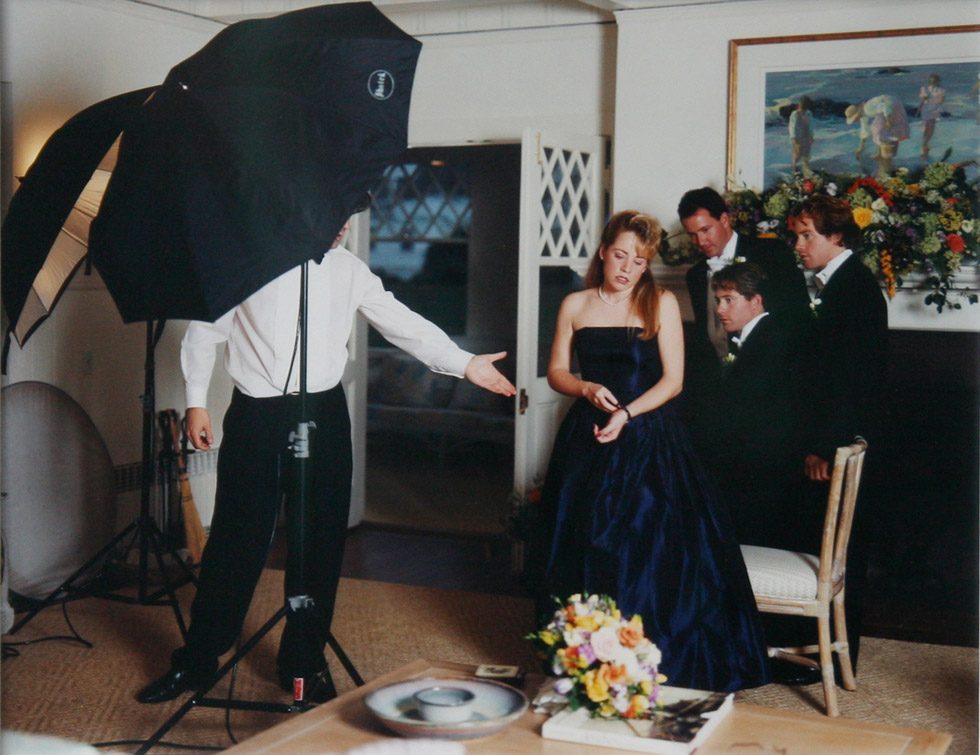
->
[619,405,632,423]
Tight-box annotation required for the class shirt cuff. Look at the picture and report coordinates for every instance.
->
[185,386,209,410]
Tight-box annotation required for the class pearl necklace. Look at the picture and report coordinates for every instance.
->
[597,286,632,306]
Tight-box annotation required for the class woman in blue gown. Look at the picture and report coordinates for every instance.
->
[534,210,770,692]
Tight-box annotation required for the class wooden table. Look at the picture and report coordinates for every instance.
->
[226,659,951,754]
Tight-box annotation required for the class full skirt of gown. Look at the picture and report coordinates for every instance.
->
[534,327,770,691]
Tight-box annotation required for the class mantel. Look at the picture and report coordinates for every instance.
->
[653,262,980,333]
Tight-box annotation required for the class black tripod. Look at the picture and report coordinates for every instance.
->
[8,321,197,638]
[137,263,363,754]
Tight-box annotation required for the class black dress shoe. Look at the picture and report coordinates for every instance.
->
[278,667,337,704]
[136,665,215,704]
[769,658,822,686]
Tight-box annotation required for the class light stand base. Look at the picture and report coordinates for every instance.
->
[135,605,363,754]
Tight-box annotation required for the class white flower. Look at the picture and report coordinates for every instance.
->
[734,255,747,264]
[722,353,736,365]
[826,182,838,196]
[962,219,974,234]
[554,677,574,695]
[810,298,821,317]
[590,625,620,662]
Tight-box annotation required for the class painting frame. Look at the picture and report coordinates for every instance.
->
[726,25,980,191]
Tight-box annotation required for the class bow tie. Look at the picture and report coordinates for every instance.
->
[729,335,742,352]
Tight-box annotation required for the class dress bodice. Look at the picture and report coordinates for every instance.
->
[574,327,662,405]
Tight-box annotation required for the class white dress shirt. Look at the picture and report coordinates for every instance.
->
[181,247,473,406]
[705,231,740,274]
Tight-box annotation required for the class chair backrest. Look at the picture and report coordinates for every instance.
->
[816,438,867,599]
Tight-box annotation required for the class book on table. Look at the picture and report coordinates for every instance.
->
[541,686,733,754]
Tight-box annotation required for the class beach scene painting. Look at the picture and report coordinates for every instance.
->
[763,61,979,186]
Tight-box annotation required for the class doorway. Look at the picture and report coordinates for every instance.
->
[362,144,521,536]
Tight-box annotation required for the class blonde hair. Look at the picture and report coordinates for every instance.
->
[585,210,663,339]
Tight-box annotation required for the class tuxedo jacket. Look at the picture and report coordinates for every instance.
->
[683,234,809,420]
[708,314,805,545]
[803,253,888,463]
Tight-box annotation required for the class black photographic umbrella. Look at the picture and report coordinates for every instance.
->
[1,87,155,344]
[89,1,421,324]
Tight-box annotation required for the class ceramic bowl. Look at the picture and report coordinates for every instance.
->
[413,685,476,723]
[364,676,528,740]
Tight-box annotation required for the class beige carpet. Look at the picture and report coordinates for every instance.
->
[2,571,976,754]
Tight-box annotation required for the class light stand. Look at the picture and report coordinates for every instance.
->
[136,262,363,755]
[8,321,197,638]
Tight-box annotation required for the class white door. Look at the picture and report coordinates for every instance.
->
[514,128,607,494]
[343,210,370,526]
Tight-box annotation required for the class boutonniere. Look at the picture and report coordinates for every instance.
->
[722,353,737,365]
[810,297,822,317]
[734,256,747,264]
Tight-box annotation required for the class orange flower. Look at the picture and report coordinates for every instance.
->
[618,617,645,648]
[598,662,629,687]
[947,234,966,254]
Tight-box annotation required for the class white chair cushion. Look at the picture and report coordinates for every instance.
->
[740,544,820,600]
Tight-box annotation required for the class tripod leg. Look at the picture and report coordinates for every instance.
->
[136,605,291,754]
[325,631,364,686]
[7,520,137,635]
[146,526,189,640]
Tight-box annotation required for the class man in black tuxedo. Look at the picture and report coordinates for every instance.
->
[707,263,803,546]
[707,263,815,685]
[677,187,809,431]
[793,194,888,674]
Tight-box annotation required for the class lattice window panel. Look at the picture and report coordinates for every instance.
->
[537,147,594,260]
[369,162,472,242]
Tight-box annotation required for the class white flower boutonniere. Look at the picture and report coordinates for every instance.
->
[734,256,747,264]
[810,297,822,317]
[722,353,737,365]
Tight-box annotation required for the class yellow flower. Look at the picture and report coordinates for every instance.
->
[539,630,558,646]
[584,669,610,702]
[852,206,873,229]
[597,701,617,718]
[629,694,651,717]
[639,679,653,696]
[575,613,599,632]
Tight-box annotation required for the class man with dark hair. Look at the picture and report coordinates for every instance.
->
[793,193,888,674]
[677,187,808,424]
[708,261,813,685]
[708,262,802,545]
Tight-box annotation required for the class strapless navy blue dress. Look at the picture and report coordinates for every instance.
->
[537,327,771,691]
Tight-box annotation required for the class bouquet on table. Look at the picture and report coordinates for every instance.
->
[527,593,666,720]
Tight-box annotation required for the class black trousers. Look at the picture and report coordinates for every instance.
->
[176,386,352,677]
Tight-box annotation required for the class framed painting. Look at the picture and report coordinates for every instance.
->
[727,25,980,190]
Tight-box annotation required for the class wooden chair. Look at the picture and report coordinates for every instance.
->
[740,438,868,717]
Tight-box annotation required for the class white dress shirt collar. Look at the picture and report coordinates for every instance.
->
[733,311,768,346]
[706,231,740,273]
[815,248,853,289]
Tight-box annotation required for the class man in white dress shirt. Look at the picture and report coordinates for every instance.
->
[137,214,516,705]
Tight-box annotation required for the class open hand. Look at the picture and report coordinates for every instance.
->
[465,352,516,396]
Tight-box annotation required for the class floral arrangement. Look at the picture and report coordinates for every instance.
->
[720,162,979,313]
[527,593,666,720]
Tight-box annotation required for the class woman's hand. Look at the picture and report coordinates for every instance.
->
[582,382,619,413]
[593,408,629,444]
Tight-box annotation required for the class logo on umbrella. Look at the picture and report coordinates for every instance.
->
[368,70,395,100]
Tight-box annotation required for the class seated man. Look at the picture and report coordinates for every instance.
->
[707,262,816,686]
[708,263,803,546]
